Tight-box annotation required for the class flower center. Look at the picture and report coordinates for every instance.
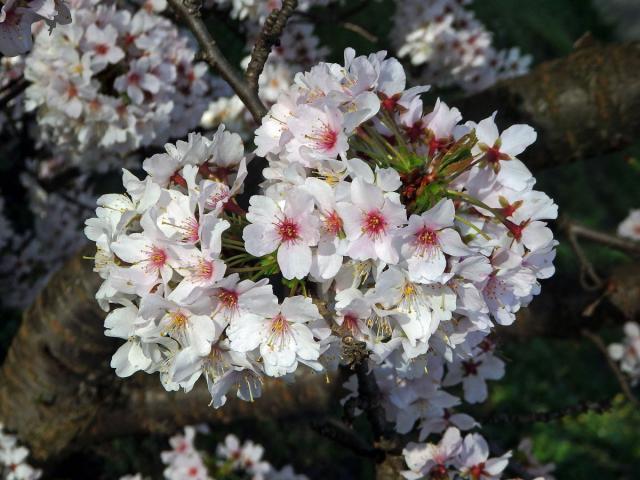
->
[218,289,238,310]
[182,217,199,243]
[95,44,109,55]
[416,227,438,251]
[323,210,343,236]
[310,124,338,151]
[462,359,481,376]
[146,245,167,271]
[429,464,448,480]
[163,310,189,337]
[342,313,359,334]
[128,72,141,85]
[362,210,387,238]
[276,217,300,243]
[267,314,291,349]
[194,259,213,281]
[469,463,486,479]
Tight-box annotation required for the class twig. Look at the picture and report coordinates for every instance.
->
[563,218,640,256]
[560,217,640,291]
[487,397,614,424]
[167,0,267,122]
[245,0,298,93]
[563,219,604,291]
[582,329,640,406]
[311,418,384,461]
[340,22,378,43]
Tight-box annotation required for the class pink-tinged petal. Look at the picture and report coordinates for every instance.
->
[463,375,488,403]
[485,454,511,475]
[128,84,144,104]
[474,113,499,146]
[289,323,320,360]
[281,296,321,323]
[408,247,446,282]
[277,242,312,279]
[496,158,532,191]
[375,235,400,264]
[522,221,553,251]
[450,413,477,430]
[335,202,363,239]
[246,195,280,225]
[140,73,160,93]
[381,199,407,227]
[439,228,473,256]
[421,198,455,229]
[0,6,33,56]
[395,312,428,346]
[171,347,202,384]
[111,235,150,263]
[227,313,265,352]
[499,124,536,157]
[347,234,377,261]
[351,177,384,210]
[312,241,343,280]
[243,223,280,257]
[478,355,505,380]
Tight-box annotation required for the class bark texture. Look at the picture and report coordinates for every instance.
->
[0,248,337,461]
[459,41,640,171]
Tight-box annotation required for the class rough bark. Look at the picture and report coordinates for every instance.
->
[459,41,640,171]
[0,247,337,461]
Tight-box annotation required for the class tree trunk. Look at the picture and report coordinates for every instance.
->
[0,247,339,461]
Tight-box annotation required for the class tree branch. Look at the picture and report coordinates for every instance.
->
[0,246,336,461]
[458,41,640,171]
[167,0,267,122]
[245,0,298,93]
[560,217,640,257]
[582,329,639,406]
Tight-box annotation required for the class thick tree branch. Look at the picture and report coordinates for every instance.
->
[458,41,640,171]
[167,0,267,122]
[0,246,336,461]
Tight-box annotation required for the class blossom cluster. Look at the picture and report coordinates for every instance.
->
[86,126,333,407]
[123,426,308,480]
[391,0,532,92]
[402,427,511,480]
[0,0,71,56]
[23,0,215,168]
[402,428,556,480]
[248,47,557,381]
[0,424,41,480]
[343,340,504,443]
[608,322,640,385]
